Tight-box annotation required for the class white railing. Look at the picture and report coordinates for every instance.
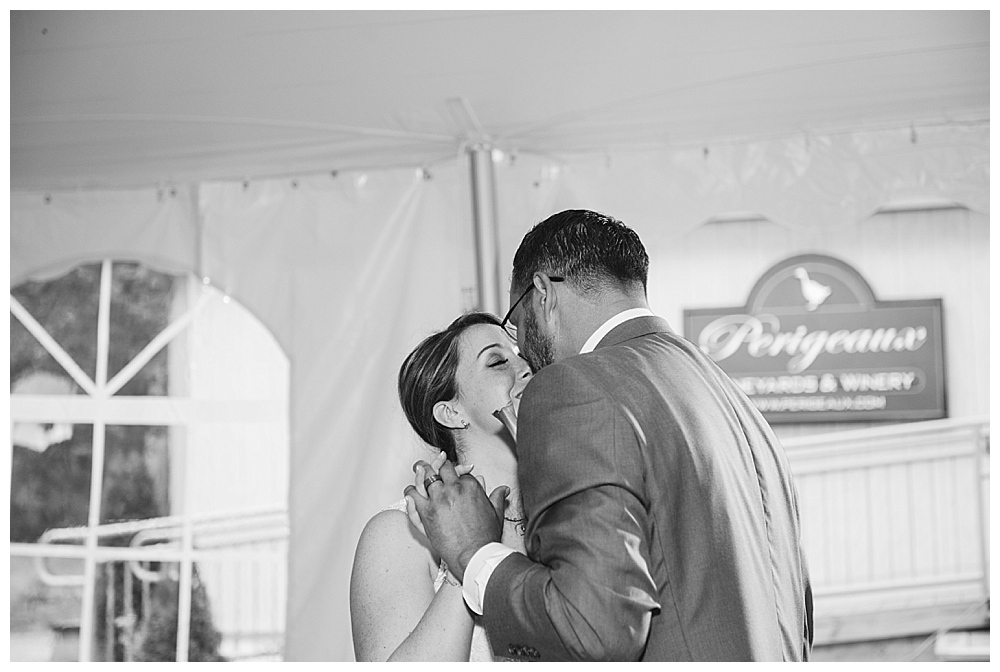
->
[11,505,289,661]
[783,416,989,645]
[17,417,987,656]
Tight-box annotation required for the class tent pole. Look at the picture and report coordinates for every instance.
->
[469,144,502,316]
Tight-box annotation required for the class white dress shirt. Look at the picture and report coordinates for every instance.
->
[461,307,655,614]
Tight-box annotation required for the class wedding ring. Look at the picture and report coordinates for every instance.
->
[423,474,443,491]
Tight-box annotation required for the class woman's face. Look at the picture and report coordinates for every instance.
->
[454,323,532,433]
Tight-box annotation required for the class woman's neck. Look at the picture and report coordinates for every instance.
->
[457,429,521,518]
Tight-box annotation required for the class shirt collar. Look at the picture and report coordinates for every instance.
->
[580,308,655,354]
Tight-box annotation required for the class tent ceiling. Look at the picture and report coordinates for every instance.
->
[10,10,989,191]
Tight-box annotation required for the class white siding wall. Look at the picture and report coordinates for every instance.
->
[785,419,989,644]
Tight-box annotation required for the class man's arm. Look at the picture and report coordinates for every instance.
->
[481,362,660,661]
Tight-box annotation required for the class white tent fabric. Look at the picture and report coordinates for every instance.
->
[10,187,199,283]
[10,120,988,659]
[492,123,989,293]
[198,165,477,658]
[11,11,988,191]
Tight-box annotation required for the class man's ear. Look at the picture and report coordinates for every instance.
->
[432,399,466,430]
[533,273,559,323]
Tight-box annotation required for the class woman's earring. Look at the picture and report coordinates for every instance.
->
[461,420,470,429]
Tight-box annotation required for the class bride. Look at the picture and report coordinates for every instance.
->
[349,312,532,661]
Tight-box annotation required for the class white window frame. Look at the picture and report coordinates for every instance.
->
[10,259,287,661]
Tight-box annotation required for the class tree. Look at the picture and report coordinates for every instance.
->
[10,262,173,542]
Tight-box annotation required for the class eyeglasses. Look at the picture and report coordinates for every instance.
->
[500,276,564,340]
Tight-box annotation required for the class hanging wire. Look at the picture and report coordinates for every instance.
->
[12,113,455,143]
[502,115,987,168]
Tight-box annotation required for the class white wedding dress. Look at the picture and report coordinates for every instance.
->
[385,499,494,662]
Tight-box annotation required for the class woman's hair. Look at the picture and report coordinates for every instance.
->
[398,312,503,462]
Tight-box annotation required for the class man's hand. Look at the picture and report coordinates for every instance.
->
[404,452,475,537]
[404,459,508,577]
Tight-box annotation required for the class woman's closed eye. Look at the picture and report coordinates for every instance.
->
[487,357,509,368]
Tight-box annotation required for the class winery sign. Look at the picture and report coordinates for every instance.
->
[683,254,946,423]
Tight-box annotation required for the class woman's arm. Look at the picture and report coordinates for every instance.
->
[350,508,475,661]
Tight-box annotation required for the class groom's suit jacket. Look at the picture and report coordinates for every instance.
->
[482,316,813,661]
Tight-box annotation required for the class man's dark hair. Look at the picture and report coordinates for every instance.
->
[511,209,648,296]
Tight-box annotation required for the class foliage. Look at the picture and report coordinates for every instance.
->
[10,261,173,393]
[132,567,227,662]
[10,262,173,541]
[9,435,92,541]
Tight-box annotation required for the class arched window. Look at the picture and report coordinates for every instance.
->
[10,260,290,662]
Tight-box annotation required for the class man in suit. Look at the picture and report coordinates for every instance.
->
[406,209,813,661]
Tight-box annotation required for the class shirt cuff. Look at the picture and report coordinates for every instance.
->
[461,542,516,615]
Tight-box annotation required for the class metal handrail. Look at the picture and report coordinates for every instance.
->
[24,505,291,662]
[128,515,288,584]
[31,505,288,588]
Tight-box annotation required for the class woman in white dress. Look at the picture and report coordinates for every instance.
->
[350,312,532,661]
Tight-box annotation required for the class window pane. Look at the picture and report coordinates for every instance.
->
[124,562,227,661]
[10,324,87,397]
[99,425,171,527]
[11,264,289,662]
[10,555,85,662]
[96,560,184,661]
[108,262,175,397]
[11,263,102,383]
[10,424,93,543]
[187,423,287,513]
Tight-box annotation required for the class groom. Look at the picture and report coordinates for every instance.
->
[406,210,813,661]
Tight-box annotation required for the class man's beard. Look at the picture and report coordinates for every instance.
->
[521,305,556,372]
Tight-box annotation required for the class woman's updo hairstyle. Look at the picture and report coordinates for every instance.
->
[398,312,504,463]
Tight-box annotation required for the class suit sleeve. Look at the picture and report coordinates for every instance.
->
[482,363,661,661]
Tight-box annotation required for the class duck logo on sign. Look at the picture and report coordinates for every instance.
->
[683,254,946,423]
